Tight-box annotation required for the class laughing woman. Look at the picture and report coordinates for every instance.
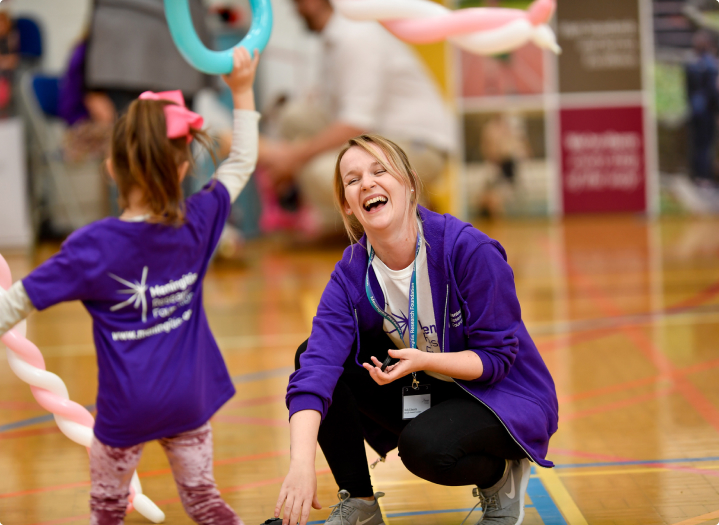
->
[274,135,558,525]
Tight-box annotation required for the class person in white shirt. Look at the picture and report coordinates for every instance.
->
[259,0,454,233]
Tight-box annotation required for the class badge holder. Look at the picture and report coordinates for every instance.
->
[402,373,431,420]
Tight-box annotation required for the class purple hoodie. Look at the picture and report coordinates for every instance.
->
[287,206,558,468]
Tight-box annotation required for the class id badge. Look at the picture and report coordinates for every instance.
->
[402,385,431,420]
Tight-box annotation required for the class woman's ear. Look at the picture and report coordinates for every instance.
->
[105,159,116,182]
[178,160,190,182]
[343,200,353,216]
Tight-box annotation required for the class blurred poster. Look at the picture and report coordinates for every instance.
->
[560,106,646,213]
[556,0,642,93]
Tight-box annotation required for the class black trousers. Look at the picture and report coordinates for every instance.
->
[295,340,525,498]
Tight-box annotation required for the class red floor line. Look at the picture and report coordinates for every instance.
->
[224,395,286,409]
[213,414,289,427]
[561,386,676,422]
[0,449,293,500]
[26,469,333,525]
[557,374,671,404]
[560,257,719,435]
[0,426,61,441]
[668,279,719,312]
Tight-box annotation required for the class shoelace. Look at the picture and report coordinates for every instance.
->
[460,489,501,525]
[328,491,354,525]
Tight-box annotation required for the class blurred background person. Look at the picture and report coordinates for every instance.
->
[685,30,718,185]
[478,112,530,218]
[84,0,211,115]
[257,0,454,237]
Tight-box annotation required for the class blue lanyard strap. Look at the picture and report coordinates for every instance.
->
[365,233,422,388]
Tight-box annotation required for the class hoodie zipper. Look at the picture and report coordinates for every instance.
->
[442,283,537,464]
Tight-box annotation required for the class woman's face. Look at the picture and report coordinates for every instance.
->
[339,145,410,237]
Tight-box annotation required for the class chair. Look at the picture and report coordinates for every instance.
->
[19,71,86,234]
[15,18,43,62]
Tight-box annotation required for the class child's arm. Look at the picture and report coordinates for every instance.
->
[0,282,35,337]
[214,47,261,203]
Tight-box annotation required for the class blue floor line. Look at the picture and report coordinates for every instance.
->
[553,455,719,469]
[0,404,95,432]
[0,367,293,433]
[528,467,568,525]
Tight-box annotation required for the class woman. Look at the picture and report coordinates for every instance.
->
[274,135,558,525]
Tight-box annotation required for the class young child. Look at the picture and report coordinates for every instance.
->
[0,48,259,524]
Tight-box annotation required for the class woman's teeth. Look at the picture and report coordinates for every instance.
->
[364,196,388,211]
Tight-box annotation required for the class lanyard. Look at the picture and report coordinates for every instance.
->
[365,233,422,389]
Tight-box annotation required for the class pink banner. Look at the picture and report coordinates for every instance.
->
[560,106,646,213]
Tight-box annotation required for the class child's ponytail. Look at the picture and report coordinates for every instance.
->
[110,97,215,226]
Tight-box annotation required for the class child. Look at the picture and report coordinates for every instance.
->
[0,48,260,524]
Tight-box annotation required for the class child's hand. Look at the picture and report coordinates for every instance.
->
[222,47,259,110]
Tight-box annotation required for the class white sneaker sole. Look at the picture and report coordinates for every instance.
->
[515,459,531,525]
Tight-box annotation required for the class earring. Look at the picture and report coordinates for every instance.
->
[410,189,415,192]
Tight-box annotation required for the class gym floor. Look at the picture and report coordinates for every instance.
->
[1,214,718,525]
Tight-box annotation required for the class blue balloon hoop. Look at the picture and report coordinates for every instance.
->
[164,0,273,75]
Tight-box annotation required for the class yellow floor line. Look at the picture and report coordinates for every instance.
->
[671,509,719,525]
[535,467,588,525]
[555,465,719,478]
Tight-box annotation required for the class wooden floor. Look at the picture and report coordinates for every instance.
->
[2,214,719,525]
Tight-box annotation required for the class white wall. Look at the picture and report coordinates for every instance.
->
[4,0,92,74]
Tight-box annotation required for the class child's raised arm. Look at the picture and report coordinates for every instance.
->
[214,47,261,203]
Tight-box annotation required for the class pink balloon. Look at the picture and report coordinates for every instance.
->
[383,8,533,45]
[0,252,157,519]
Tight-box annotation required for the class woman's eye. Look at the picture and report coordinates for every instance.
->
[374,169,386,176]
[346,179,358,186]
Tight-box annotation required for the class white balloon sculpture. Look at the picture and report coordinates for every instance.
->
[0,254,165,523]
[332,0,560,56]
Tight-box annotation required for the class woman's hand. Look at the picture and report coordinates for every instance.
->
[275,409,323,525]
[363,348,428,385]
[275,462,322,525]
[222,47,259,111]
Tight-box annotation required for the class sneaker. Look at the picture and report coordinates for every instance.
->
[325,489,385,525]
[461,458,531,525]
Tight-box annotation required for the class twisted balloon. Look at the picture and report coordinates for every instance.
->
[0,254,165,524]
[332,0,560,56]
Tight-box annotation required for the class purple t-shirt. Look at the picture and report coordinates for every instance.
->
[23,182,235,447]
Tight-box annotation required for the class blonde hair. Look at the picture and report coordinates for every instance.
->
[333,134,423,244]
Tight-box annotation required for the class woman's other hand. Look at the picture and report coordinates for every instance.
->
[363,348,428,385]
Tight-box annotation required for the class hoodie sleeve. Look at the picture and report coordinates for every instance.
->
[286,272,357,420]
[454,237,521,385]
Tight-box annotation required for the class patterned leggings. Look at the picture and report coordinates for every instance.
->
[90,422,242,525]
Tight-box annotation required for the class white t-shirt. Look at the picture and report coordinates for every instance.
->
[319,14,455,153]
[369,225,453,382]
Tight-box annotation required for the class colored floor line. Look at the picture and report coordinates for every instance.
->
[306,506,538,524]
[553,455,719,469]
[534,467,587,525]
[0,367,293,433]
[671,508,719,525]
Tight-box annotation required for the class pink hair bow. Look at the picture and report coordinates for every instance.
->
[138,90,204,143]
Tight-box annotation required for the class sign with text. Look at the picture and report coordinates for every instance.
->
[556,0,642,93]
[560,106,646,213]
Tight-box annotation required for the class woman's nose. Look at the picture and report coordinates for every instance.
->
[361,174,375,190]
